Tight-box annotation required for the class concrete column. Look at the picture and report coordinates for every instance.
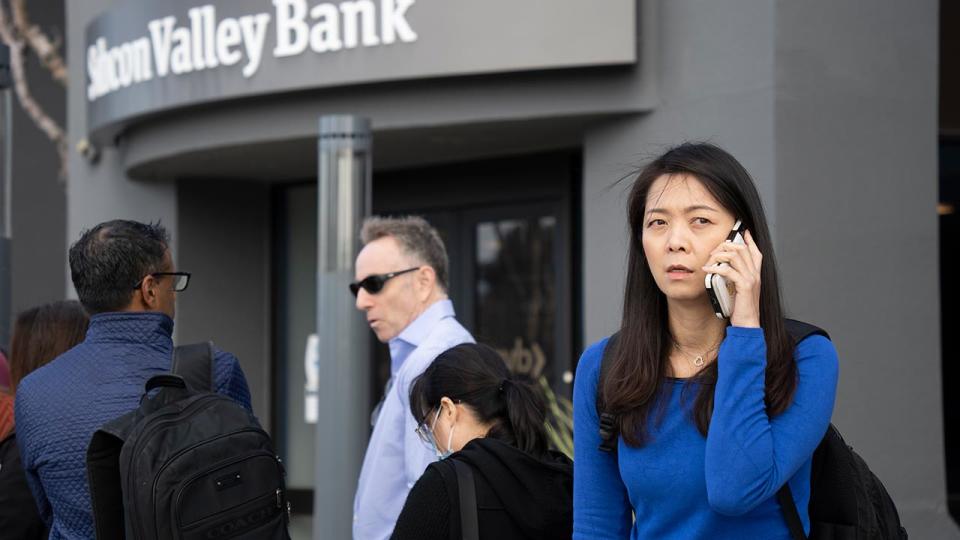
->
[313,115,372,539]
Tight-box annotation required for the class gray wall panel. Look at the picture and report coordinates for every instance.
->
[176,178,272,428]
[775,0,954,536]
[119,65,656,181]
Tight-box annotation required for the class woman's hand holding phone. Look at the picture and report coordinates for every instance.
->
[703,229,763,328]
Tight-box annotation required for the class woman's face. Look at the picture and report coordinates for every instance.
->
[641,174,737,303]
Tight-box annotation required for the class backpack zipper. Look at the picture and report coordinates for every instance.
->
[171,450,285,535]
[155,426,272,521]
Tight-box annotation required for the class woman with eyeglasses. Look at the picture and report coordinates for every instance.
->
[390,343,573,540]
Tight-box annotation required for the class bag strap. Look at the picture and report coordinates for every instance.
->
[172,342,215,392]
[784,319,830,343]
[453,460,479,540]
[777,483,808,540]
[597,332,621,453]
[431,462,460,540]
[86,409,138,540]
[777,318,830,540]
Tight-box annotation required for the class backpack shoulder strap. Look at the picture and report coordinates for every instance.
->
[86,409,139,540]
[452,460,479,540]
[597,332,621,453]
[777,483,808,540]
[777,318,831,540]
[432,461,460,540]
[172,341,215,392]
[784,319,830,343]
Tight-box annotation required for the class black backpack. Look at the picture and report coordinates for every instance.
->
[86,342,291,540]
[596,320,908,540]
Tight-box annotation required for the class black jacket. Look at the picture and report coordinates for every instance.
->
[0,432,47,539]
[391,437,573,540]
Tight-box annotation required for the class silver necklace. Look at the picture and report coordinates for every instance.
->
[673,338,722,368]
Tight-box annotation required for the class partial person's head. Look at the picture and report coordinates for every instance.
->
[409,343,549,459]
[68,220,187,318]
[602,142,796,446]
[9,300,90,391]
[352,216,449,342]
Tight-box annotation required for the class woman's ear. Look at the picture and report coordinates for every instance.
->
[439,396,459,423]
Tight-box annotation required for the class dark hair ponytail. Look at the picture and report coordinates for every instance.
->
[409,343,549,458]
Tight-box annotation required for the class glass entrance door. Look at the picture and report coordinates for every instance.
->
[371,152,579,399]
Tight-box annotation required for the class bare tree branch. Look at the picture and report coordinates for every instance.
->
[10,0,66,86]
[0,3,67,180]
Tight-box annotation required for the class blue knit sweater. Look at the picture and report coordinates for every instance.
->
[573,326,838,539]
[14,312,252,540]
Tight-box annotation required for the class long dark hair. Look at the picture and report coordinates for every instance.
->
[599,142,796,446]
[10,300,90,391]
[410,343,549,458]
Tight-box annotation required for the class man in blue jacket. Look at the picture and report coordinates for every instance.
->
[14,219,252,539]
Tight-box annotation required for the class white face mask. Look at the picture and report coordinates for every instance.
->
[437,424,455,460]
[428,403,455,460]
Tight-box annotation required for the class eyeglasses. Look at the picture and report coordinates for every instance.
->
[349,267,420,297]
[414,399,460,448]
[132,272,191,292]
[414,408,443,447]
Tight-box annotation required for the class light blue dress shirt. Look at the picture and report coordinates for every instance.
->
[352,299,474,540]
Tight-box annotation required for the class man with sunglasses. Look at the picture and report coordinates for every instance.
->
[14,219,252,539]
[351,216,474,540]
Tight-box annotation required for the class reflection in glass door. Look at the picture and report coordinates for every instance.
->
[473,214,561,387]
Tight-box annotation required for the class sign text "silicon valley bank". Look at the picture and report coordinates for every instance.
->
[87,0,417,101]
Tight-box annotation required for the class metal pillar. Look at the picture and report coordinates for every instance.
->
[0,44,12,351]
[313,115,372,539]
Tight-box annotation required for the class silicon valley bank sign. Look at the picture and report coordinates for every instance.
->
[85,0,636,138]
[88,0,417,101]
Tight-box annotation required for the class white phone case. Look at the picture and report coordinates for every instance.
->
[706,220,745,319]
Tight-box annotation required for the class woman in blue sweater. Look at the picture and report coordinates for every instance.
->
[573,142,838,539]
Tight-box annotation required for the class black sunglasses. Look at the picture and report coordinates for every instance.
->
[132,272,191,292]
[349,267,420,297]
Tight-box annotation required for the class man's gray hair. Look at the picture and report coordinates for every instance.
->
[360,216,450,291]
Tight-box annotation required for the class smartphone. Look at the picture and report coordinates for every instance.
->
[705,220,746,319]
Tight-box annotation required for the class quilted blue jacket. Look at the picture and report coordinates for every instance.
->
[14,312,252,540]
